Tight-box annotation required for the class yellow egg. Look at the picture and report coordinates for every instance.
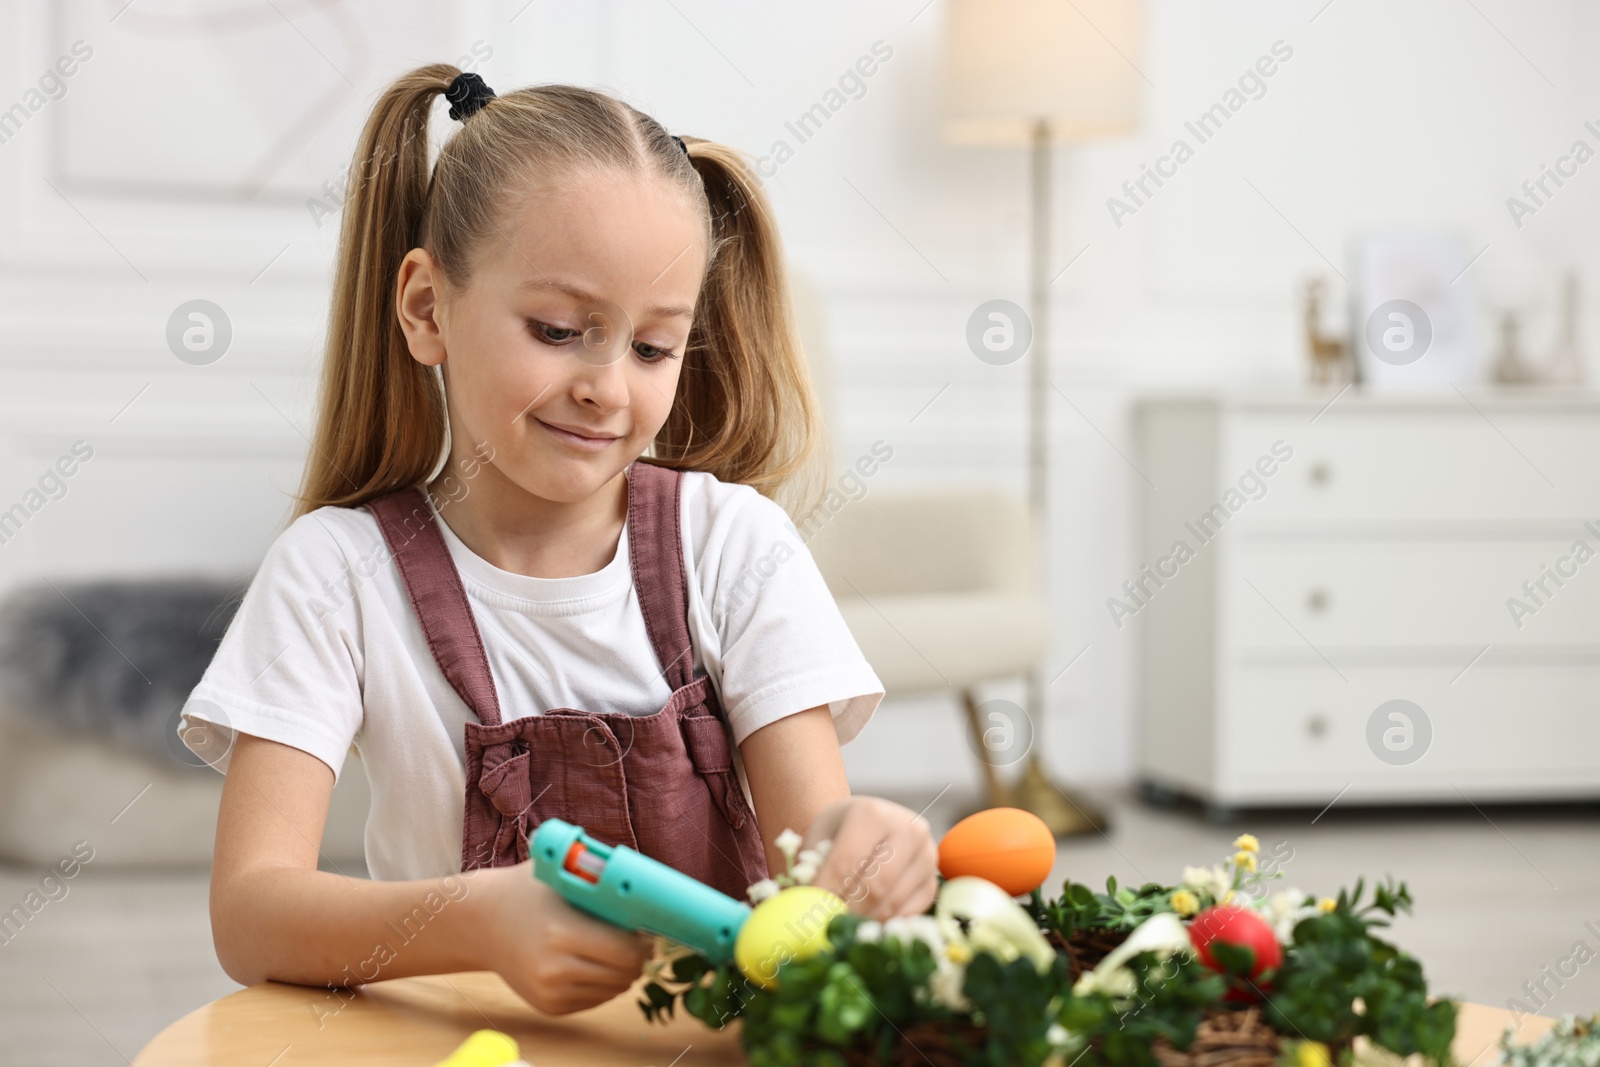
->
[431,1029,521,1067]
[734,886,846,990]
[936,807,1056,896]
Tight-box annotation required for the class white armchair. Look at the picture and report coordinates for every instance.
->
[804,489,1049,695]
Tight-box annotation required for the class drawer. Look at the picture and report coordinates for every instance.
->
[1228,540,1600,649]
[1214,660,1600,803]
[1218,410,1600,528]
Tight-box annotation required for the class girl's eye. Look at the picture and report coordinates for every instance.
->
[529,320,680,362]
[633,341,680,363]
[530,321,579,345]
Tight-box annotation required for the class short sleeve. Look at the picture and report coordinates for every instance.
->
[180,510,366,782]
[701,486,883,747]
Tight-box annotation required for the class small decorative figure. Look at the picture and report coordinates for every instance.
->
[1303,277,1353,386]
[1492,310,1536,385]
[1544,271,1584,386]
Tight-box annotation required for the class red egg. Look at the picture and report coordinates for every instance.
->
[1188,904,1282,998]
[936,807,1056,896]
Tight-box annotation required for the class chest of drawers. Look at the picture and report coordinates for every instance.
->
[1132,391,1600,815]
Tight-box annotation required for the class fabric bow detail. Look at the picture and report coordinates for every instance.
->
[478,749,533,863]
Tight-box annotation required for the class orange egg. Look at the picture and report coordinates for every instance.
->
[936,807,1056,896]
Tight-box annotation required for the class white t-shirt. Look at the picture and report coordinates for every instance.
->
[180,466,883,881]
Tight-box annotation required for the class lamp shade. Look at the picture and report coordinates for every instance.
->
[943,0,1143,145]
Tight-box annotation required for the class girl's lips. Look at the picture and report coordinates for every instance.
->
[536,418,617,452]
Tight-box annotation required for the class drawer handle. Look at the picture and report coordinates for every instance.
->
[1309,462,1333,486]
[1307,714,1328,738]
[1307,589,1330,613]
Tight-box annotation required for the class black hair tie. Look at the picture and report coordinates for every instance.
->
[672,134,690,158]
[446,72,496,122]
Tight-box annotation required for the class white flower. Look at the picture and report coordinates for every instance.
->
[1074,966,1137,998]
[1074,912,1193,1001]
[797,848,824,869]
[1047,1023,1071,1048]
[1261,888,1318,943]
[934,877,1055,973]
[862,910,968,1012]
[746,878,781,904]
[775,828,803,867]
[814,838,832,860]
[884,914,947,952]
[791,860,819,885]
[928,958,970,1012]
[1181,863,1232,900]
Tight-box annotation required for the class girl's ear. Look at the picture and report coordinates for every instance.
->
[396,248,448,368]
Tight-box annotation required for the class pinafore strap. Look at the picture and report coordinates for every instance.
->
[364,461,692,726]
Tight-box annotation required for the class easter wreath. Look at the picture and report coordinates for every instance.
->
[639,811,1458,1067]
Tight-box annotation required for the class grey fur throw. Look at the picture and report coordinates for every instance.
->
[0,577,249,771]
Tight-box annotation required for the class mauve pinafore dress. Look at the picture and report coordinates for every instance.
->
[364,460,770,899]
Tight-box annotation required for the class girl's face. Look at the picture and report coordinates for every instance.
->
[400,165,708,508]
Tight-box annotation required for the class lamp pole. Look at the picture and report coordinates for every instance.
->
[1009,118,1108,836]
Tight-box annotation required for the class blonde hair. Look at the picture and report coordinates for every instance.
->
[294,64,828,521]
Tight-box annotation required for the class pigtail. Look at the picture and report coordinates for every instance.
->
[294,65,457,518]
[660,139,830,521]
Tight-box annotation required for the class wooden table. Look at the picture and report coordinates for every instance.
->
[132,973,742,1067]
[133,973,1554,1067]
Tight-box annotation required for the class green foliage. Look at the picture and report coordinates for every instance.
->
[1033,874,1178,936]
[1501,1013,1600,1067]
[640,875,1457,1067]
[962,950,1072,1066]
[1266,878,1456,1065]
[1058,952,1229,1067]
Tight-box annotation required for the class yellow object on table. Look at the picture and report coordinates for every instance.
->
[432,1029,526,1067]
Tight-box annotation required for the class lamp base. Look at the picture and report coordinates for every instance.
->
[1007,752,1108,836]
[959,687,1109,836]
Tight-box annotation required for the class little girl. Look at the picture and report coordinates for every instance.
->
[180,64,938,1015]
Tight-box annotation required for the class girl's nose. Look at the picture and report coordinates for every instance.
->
[569,344,633,411]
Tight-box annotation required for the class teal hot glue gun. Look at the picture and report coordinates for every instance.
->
[530,818,752,964]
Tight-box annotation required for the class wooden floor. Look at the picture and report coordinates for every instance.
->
[3,789,1596,1066]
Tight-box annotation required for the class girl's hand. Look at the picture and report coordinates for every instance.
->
[464,862,654,1015]
[801,796,938,921]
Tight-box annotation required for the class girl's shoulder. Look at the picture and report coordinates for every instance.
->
[675,468,798,545]
[255,501,390,580]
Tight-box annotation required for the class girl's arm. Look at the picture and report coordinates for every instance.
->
[739,706,938,919]
[739,705,850,874]
[210,732,652,1014]
[209,732,479,986]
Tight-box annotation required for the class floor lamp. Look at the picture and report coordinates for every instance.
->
[943,0,1143,835]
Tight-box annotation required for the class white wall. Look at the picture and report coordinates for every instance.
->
[1,0,1594,792]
